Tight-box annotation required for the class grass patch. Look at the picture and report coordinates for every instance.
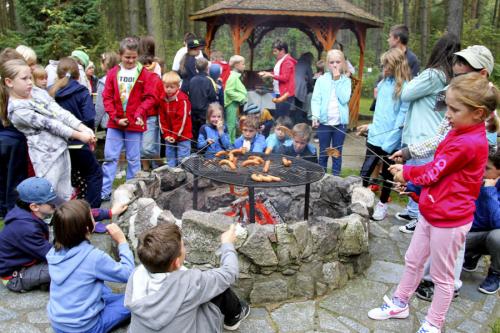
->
[0,218,4,231]
[359,97,374,117]
[112,176,126,189]
[491,318,500,333]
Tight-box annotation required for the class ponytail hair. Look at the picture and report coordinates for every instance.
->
[49,57,80,97]
[0,59,30,127]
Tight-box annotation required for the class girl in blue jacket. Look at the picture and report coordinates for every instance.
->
[197,102,232,157]
[357,48,411,221]
[311,49,352,174]
[50,57,102,208]
[47,200,134,333]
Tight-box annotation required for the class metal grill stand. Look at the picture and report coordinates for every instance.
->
[184,154,324,224]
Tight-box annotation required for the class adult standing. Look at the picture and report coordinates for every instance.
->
[172,32,204,72]
[179,38,206,93]
[294,52,314,124]
[387,24,420,78]
[259,40,297,118]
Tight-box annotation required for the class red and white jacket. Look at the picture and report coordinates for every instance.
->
[403,122,489,228]
[103,65,157,132]
[158,89,192,142]
[273,54,297,97]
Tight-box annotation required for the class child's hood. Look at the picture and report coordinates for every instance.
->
[124,265,196,330]
[55,79,88,98]
[4,206,44,227]
[46,241,94,284]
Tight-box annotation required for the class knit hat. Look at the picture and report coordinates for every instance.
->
[17,177,64,206]
[243,103,260,115]
[454,45,494,75]
[71,50,90,69]
[209,63,221,80]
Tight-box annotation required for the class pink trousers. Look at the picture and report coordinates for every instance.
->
[394,216,471,328]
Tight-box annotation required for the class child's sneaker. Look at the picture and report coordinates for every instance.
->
[371,202,388,221]
[395,212,416,222]
[415,280,460,302]
[478,269,500,294]
[416,320,441,333]
[399,219,418,233]
[462,255,481,272]
[367,295,409,320]
[224,300,251,331]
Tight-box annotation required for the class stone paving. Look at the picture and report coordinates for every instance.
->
[0,204,498,333]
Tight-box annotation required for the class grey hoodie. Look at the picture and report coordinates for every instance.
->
[124,243,239,333]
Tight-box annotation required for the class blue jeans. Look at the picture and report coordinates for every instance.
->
[141,116,160,158]
[404,156,433,218]
[53,287,130,333]
[166,140,191,167]
[101,128,142,197]
[317,123,347,175]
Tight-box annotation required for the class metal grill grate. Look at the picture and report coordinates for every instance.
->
[183,153,325,188]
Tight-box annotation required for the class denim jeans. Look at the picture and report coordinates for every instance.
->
[165,140,191,167]
[141,116,160,158]
[101,128,142,197]
[404,156,433,218]
[317,123,347,175]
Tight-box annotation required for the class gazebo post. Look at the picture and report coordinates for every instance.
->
[229,16,255,55]
[348,23,367,128]
[205,19,219,56]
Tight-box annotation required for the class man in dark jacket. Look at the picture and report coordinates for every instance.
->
[187,57,217,147]
[0,177,63,292]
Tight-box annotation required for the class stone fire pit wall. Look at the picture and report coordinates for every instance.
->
[113,166,376,304]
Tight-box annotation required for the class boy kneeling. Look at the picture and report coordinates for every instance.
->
[125,223,250,332]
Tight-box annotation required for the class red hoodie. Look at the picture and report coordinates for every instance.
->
[403,122,488,228]
[158,89,192,142]
[273,54,297,97]
[103,65,157,132]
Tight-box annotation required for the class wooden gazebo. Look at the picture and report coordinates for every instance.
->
[190,0,383,126]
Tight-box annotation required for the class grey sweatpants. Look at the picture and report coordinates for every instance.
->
[464,229,500,274]
[38,150,72,201]
[6,263,50,292]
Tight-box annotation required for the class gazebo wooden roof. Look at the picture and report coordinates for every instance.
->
[190,0,383,127]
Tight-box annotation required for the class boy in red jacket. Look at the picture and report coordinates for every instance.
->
[101,37,157,200]
[159,71,192,167]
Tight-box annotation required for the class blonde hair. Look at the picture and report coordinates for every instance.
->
[240,115,259,130]
[380,48,411,99]
[326,49,346,74]
[49,57,80,97]
[0,59,30,126]
[448,73,499,121]
[293,123,312,141]
[229,55,245,69]
[206,102,224,123]
[15,45,37,66]
[32,65,47,80]
[101,52,120,72]
[162,71,181,86]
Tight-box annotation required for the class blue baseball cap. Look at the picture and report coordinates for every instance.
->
[17,177,65,206]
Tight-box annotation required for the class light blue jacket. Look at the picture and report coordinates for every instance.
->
[265,133,292,153]
[311,73,351,125]
[401,68,447,145]
[47,241,134,332]
[197,124,232,157]
[368,77,409,153]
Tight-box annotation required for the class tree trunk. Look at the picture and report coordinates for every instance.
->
[6,0,16,30]
[419,0,428,63]
[150,0,166,61]
[447,0,463,38]
[494,0,500,27]
[403,0,410,27]
[0,0,8,33]
[129,0,139,35]
[470,0,478,19]
[145,0,154,35]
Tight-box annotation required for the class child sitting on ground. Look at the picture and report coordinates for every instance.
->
[125,223,250,332]
[32,65,48,90]
[47,200,134,333]
[159,71,192,167]
[234,116,266,153]
[0,177,127,293]
[279,123,318,163]
[198,102,231,157]
[266,116,293,153]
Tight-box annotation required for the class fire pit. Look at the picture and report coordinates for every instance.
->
[183,153,325,223]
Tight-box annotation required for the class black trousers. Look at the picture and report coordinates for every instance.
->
[293,99,308,124]
[210,288,242,323]
[359,142,394,203]
[69,145,103,208]
[0,136,28,216]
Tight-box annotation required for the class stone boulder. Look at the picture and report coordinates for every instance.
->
[338,214,369,256]
[153,165,187,192]
[238,224,279,267]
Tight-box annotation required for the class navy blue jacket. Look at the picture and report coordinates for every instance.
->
[279,142,318,164]
[0,122,26,140]
[0,206,51,276]
[471,182,500,232]
[54,79,96,129]
[187,72,217,121]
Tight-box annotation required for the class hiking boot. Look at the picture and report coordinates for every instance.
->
[399,219,418,233]
[224,300,251,331]
[371,202,388,221]
[395,212,416,222]
[367,295,409,320]
[462,255,481,272]
[478,269,500,295]
[416,320,441,333]
[415,280,460,302]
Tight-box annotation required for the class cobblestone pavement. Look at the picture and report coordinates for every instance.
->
[0,204,498,333]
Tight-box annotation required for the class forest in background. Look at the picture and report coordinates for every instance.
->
[0,0,499,95]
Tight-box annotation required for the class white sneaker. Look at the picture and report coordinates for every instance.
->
[416,320,441,333]
[399,219,418,234]
[371,202,388,221]
[368,295,409,320]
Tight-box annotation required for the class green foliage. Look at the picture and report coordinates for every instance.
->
[14,0,102,63]
[0,30,26,51]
